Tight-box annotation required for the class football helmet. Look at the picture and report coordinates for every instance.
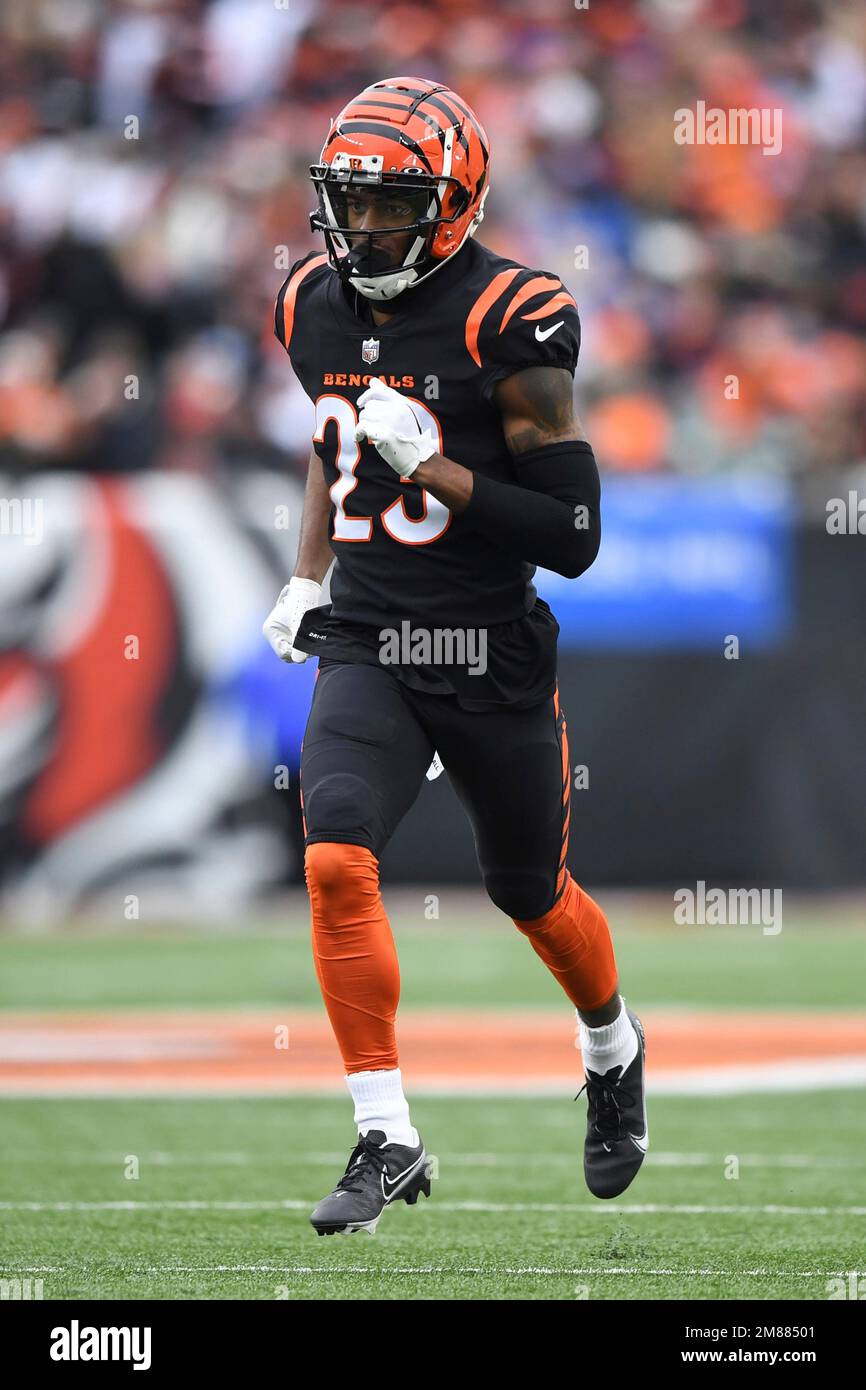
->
[309,75,491,301]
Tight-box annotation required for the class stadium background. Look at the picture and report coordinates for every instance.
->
[1,0,865,1303]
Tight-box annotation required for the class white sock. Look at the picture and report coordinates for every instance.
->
[576,998,638,1077]
[345,1067,419,1148]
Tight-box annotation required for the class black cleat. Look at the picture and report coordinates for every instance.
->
[576,1007,648,1199]
[310,1129,431,1236]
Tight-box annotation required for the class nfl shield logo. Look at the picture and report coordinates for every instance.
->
[362,337,380,365]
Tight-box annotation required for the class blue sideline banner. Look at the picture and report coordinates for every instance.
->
[536,475,796,648]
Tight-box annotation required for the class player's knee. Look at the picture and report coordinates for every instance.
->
[304,839,378,903]
[303,772,375,846]
[305,841,350,897]
[484,869,553,922]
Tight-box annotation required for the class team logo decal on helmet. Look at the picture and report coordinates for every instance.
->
[309,76,491,301]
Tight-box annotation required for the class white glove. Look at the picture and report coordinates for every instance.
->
[354,378,436,478]
[262,576,321,664]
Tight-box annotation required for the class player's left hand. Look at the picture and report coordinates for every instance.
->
[354,378,436,478]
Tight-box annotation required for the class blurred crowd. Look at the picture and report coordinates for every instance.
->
[1,0,865,480]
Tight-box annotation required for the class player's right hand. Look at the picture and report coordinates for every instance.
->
[262,577,322,663]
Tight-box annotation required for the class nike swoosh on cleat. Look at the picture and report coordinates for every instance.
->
[535,320,564,342]
[381,1151,426,1198]
[628,1011,649,1152]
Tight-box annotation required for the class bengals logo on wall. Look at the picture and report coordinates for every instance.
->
[0,472,303,917]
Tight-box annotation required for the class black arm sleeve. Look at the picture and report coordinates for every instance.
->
[462,440,600,580]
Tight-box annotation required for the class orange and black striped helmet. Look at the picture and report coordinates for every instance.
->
[309,76,491,301]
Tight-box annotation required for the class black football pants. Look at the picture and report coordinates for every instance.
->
[300,660,570,919]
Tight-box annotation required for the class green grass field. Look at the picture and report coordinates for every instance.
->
[3,906,866,1010]
[1,903,865,1301]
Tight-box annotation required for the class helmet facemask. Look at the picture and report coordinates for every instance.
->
[310,149,473,301]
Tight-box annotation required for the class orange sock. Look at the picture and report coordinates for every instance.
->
[304,841,400,1074]
[513,871,618,1012]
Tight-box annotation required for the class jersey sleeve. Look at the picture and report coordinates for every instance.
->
[274,251,328,356]
[468,268,581,402]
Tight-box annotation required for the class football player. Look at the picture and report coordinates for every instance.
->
[265,77,647,1236]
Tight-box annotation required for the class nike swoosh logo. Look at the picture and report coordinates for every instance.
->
[535,320,564,342]
[381,1150,426,1198]
[629,1011,649,1155]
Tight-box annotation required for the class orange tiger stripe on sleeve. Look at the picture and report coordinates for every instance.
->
[520,289,578,322]
[464,267,521,367]
[278,253,328,350]
[498,275,562,333]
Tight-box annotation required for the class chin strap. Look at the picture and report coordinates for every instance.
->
[353,272,417,302]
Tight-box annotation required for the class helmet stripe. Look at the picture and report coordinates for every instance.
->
[355,98,424,115]
[329,120,435,174]
[404,83,449,119]
[353,96,471,162]
[370,83,487,163]
[414,107,471,160]
[423,93,489,165]
[375,82,438,101]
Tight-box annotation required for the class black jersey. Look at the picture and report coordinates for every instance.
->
[274,238,581,709]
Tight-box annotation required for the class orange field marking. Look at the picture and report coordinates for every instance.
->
[1,1009,865,1096]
